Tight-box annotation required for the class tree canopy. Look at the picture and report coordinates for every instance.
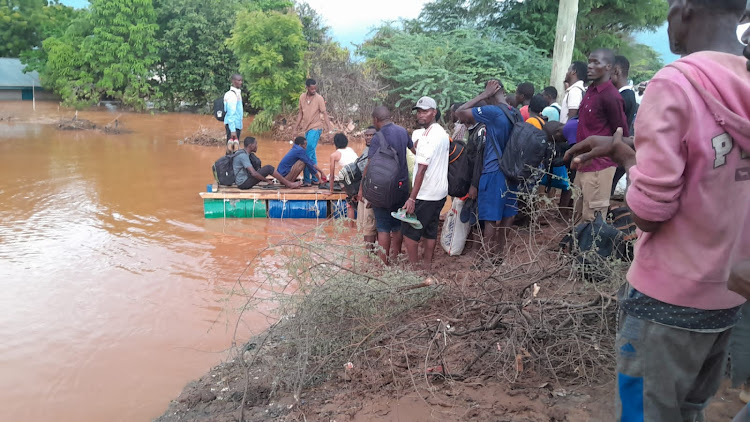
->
[228,1,307,131]
[414,0,667,83]
[38,0,160,110]
[1,0,78,58]
[361,26,551,114]
[153,0,240,110]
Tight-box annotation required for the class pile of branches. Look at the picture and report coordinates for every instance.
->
[227,184,629,415]
[57,117,97,131]
[182,126,226,147]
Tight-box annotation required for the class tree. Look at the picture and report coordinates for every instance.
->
[495,0,667,59]
[619,41,664,83]
[1,0,77,58]
[307,40,386,126]
[153,0,240,110]
[38,0,160,110]
[416,0,495,32]
[360,26,551,115]
[0,0,46,57]
[20,2,82,74]
[83,0,160,110]
[296,1,330,47]
[228,1,307,132]
[40,14,96,108]
[416,0,667,60]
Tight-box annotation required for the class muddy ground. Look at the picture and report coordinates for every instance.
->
[156,213,748,422]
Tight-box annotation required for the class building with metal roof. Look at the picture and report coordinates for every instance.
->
[0,58,57,101]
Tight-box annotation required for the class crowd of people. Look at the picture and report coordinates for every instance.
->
[219,1,750,420]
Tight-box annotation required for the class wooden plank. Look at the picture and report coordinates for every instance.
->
[201,183,348,201]
[200,191,348,201]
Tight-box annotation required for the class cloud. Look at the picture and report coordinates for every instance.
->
[302,0,428,44]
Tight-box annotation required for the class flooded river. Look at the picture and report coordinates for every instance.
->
[0,102,347,422]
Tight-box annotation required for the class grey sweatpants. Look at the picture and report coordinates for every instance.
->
[615,312,732,422]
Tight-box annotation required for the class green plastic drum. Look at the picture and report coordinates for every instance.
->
[203,199,267,218]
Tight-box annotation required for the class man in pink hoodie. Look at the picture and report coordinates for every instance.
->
[566,0,750,420]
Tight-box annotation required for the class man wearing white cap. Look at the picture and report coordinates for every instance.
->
[402,96,449,271]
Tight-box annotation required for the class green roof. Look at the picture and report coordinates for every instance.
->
[0,58,41,88]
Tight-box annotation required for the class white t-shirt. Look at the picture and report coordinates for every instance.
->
[411,123,449,201]
[334,147,358,181]
[560,80,585,124]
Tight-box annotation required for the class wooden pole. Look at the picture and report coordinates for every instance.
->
[549,0,579,103]
[32,82,36,112]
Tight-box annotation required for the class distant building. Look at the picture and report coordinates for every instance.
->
[0,58,58,101]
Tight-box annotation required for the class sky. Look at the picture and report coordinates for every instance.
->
[60,0,748,65]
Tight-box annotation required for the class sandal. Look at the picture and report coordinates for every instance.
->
[391,208,423,230]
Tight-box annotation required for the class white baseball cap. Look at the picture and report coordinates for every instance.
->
[412,96,437,110]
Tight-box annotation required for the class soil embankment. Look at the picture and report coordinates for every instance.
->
[155,212,746,421]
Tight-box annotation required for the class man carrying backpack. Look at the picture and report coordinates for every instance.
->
[456,80,518,260]
[358,106,413,265]
[223,74,244,154]
[233,137,302,190]
[566,0,749,418]
[402,97,449,271]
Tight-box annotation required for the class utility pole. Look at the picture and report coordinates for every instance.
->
[549,0,579,103]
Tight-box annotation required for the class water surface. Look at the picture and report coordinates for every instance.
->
[0,102,345,421]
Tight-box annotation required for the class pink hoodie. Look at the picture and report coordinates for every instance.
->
[626,51,750,310]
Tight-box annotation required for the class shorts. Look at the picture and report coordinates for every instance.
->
[357,200,377,237]
[477,171,517,222]
[373,205,402,233]
[541,165,571,191]
[574,167,616,222]
[402,197,447,242]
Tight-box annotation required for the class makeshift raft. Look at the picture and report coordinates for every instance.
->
[200,184,350,219]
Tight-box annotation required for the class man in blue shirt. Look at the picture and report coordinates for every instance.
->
[223,74,244,153]
[456,79,517,260]
[357,106,414,265]
[277,136,328,184]
[233,137,302,190]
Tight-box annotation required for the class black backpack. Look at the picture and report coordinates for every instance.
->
[213,90,239,122]
[212,151,242,186]
[340,160,363,198]
[497,107,550,185]
[213,97,225,122]
[447,138,471,197]
[560,212,631,282]
[363,132,406,208]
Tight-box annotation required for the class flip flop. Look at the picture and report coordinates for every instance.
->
[391,208,423,230]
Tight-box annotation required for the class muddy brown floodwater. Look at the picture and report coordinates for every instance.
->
[0,102,356,422]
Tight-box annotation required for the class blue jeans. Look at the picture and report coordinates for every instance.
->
[303,129,322,184]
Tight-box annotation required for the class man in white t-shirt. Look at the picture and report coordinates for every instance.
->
[560,62,587,124]
[402,96,449,271]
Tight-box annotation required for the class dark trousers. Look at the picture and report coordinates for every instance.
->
[237,165,274,190]
[225,125,241,141]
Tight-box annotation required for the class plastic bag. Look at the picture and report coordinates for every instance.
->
[441,198,470,256]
